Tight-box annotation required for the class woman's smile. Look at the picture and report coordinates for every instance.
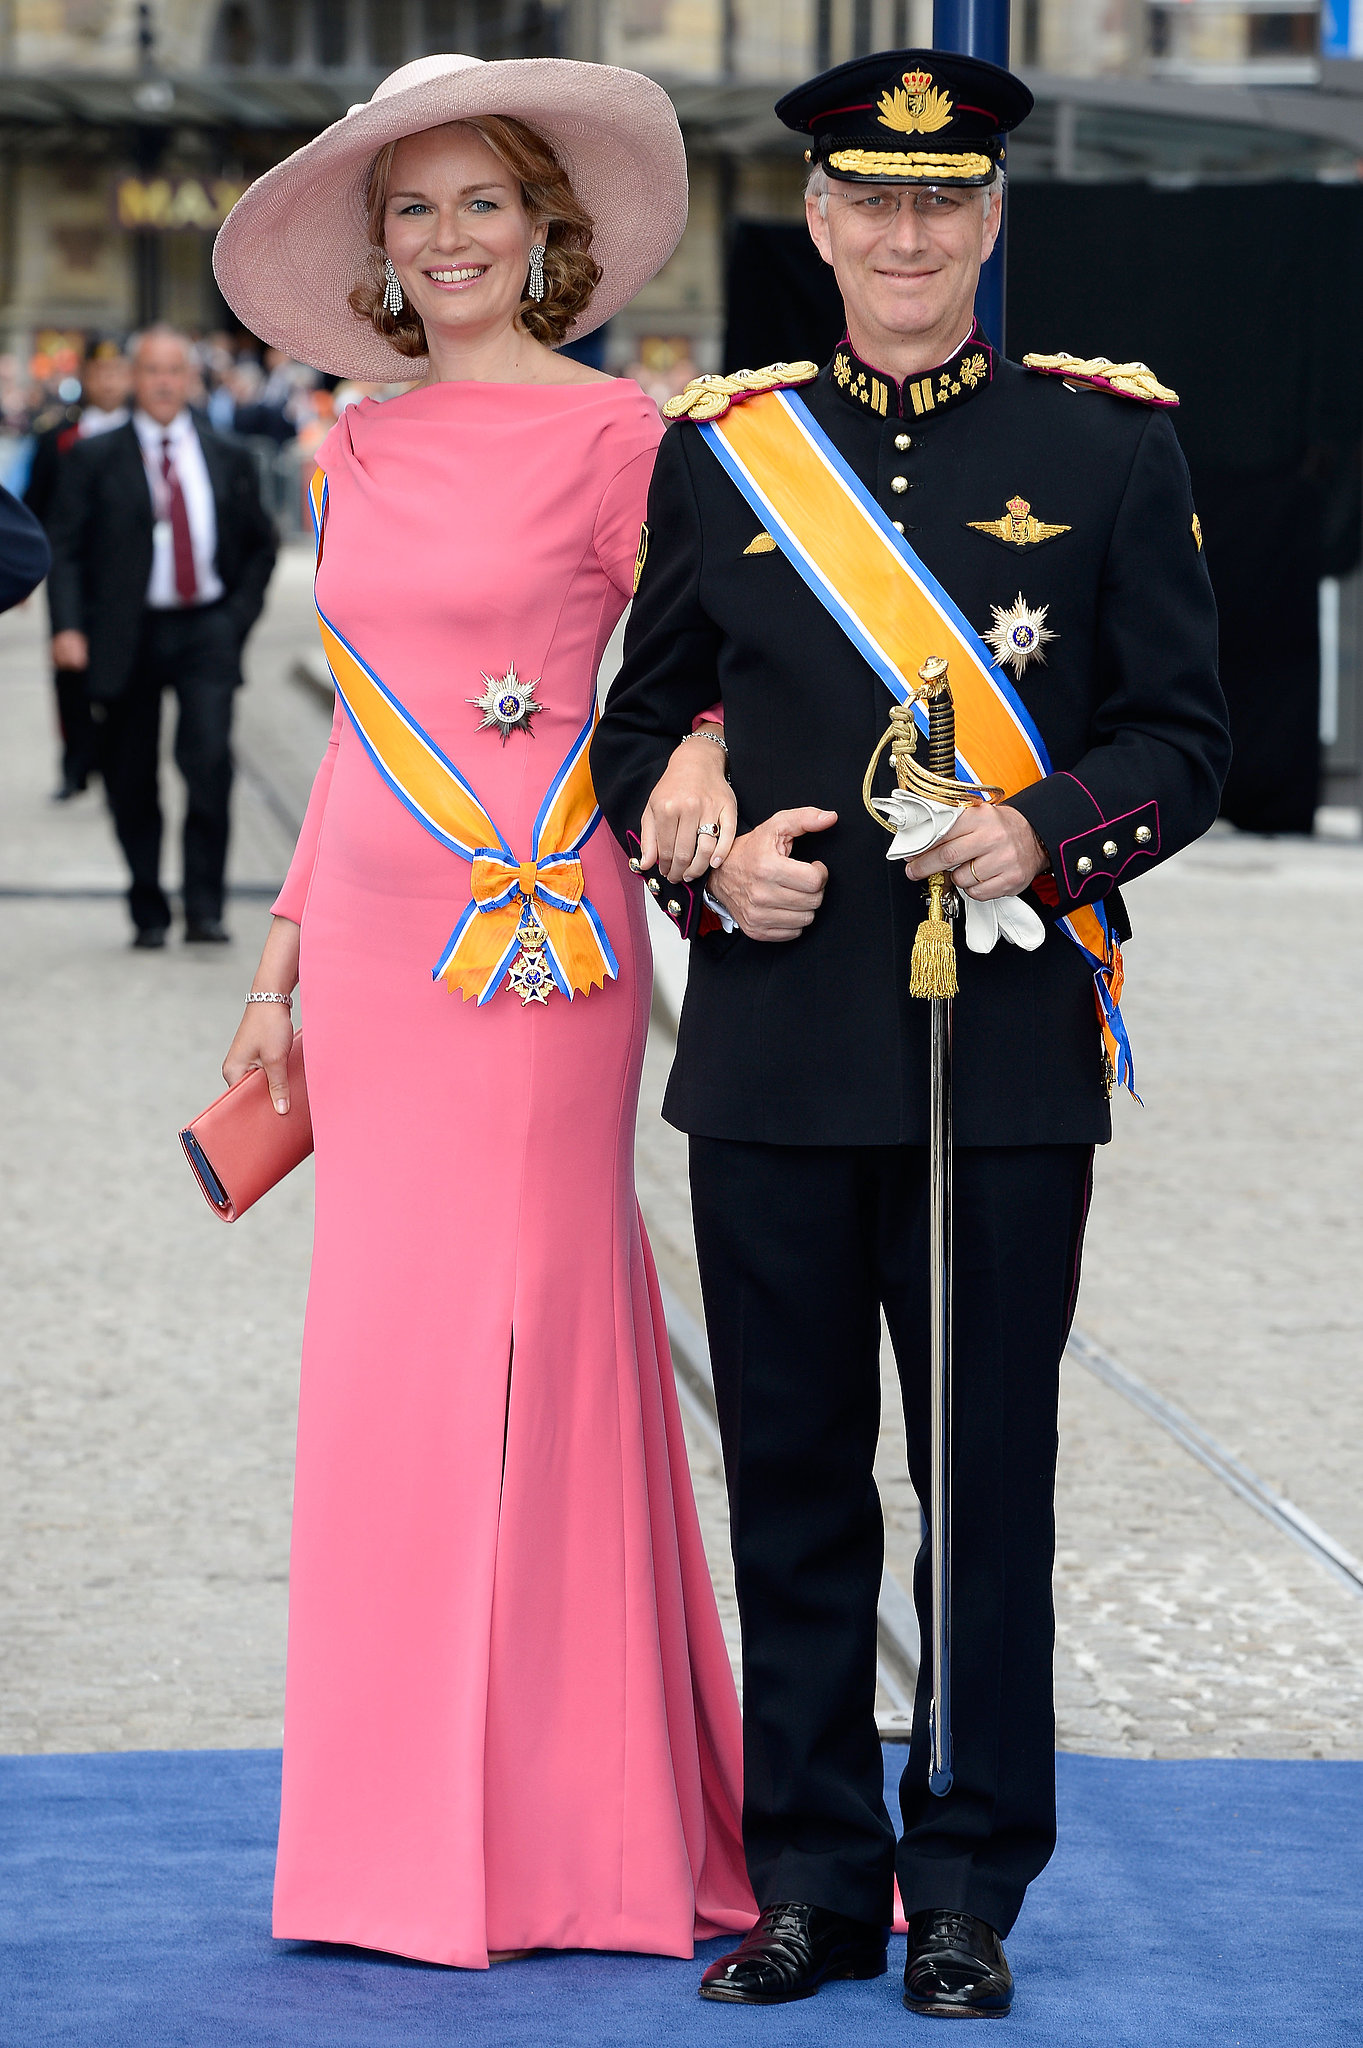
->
[423,264,489,290]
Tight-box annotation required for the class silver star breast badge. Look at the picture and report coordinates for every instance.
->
[468,663,543,742]
[983,593,1057,679]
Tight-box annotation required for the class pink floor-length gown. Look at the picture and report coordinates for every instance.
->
[269,378,754,1967]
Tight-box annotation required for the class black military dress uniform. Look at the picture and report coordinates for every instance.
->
[591,58,1230,1979]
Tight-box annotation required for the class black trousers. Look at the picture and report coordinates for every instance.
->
[97,605,239,932]
[53,665,99,790]
[689,1136,1094,1938]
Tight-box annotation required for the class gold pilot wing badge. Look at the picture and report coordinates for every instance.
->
[877,69,954,135]
[967,495,1071,551]
[744,531,777,555]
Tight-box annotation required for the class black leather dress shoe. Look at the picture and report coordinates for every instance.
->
[903,1909,1013,2017]
[699,1902,887,2005]
[184,920,231,944]
[132,927,167,950]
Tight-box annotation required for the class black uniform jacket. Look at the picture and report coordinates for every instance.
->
[23,412,83,528]
[0,482,51,615]
[45,416,277,703]
[591,339,1231,1149]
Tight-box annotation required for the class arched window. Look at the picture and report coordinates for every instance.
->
[367,0,406,65]
[262,0,299,65]
[218,0,257,65]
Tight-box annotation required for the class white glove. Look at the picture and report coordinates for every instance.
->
[870,791,1046,956]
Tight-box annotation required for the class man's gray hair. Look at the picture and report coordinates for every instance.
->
[805,162,1004,215]
[129,324,195,363]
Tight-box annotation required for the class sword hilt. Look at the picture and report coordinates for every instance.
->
[908,659,959,1001]
[917,655,958,783]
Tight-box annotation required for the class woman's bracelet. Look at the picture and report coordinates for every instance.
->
[682,729,728,754]
[244,991,293,1007]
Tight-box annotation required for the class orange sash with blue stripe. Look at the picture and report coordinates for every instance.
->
[699,391,1134,1094]
[307,469,616,1005]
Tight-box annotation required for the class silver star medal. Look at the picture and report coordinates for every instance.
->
[506,904,554,1005]
[983,593,1056,679]
[468,663,543,742]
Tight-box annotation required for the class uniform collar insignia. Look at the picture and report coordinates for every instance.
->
[967,494,1071,549]
[827,325,993,421]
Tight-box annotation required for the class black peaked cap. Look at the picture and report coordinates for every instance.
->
[776,49,1033,187]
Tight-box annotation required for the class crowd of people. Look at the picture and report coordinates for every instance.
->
[0,326,440,945]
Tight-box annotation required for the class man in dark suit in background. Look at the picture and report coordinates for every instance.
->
[47,327,277,947]
[24,337,131,799]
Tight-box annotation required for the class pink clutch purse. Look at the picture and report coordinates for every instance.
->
[179,1033,313,1222]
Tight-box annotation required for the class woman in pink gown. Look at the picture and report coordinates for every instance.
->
[215,56,750,1967]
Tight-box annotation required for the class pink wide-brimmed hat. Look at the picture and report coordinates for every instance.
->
[212,54,687,380]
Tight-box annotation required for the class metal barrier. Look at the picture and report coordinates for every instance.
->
[240,435,316,543]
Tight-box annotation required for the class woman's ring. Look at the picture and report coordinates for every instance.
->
[698,821,721,837]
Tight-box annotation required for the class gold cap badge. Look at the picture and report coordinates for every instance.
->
[877,70,954,135]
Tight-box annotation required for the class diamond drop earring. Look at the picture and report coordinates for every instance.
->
[382,255,405,317]
[527,243,546,303]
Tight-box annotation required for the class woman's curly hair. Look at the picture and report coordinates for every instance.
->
[348,116,601,355]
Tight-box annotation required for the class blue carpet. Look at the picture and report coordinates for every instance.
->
[2,1745,1358,2046]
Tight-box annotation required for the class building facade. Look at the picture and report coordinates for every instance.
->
[3,0,1356,368]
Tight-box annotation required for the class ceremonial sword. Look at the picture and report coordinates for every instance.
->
[863,657,998,1800]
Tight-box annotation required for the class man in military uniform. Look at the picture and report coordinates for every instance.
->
[592,50,1229,2018]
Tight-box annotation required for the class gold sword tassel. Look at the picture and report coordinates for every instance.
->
[863,658,998,999]
[908,660,960,998]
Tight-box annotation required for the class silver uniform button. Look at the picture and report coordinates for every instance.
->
[890,475,908,495]
[892,520,905,534]
[668,899,682,917]
[1076,855,1093,875]
[1102,839,1119,858]
[1135,825,1152,845]
[894,433,911,451]
[628,856,641,871]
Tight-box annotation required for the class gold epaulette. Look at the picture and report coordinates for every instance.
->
[1022,352,1179,409]
[662,360,820,423]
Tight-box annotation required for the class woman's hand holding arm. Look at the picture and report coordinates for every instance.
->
[638,730,738,883]
[222,915,302,1113]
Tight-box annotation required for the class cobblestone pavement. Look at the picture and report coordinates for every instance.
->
[2,562,1360,1758]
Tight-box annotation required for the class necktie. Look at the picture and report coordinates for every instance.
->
[160,434,198,603]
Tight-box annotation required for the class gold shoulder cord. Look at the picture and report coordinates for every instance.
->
[662,361,820,423]
[1021,352,1180,407]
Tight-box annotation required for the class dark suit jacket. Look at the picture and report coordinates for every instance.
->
[591,345,1231,1150]
[23,413,83,528]
[0,482,51,614]
[45,415,278,702]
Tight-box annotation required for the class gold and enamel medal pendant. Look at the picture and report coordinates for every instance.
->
[983,593,1056,679]
[469,663,543,742]
[506,900,555,1005]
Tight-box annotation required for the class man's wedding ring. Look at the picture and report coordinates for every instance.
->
[968,858,981,884]
[698,821,722,837]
